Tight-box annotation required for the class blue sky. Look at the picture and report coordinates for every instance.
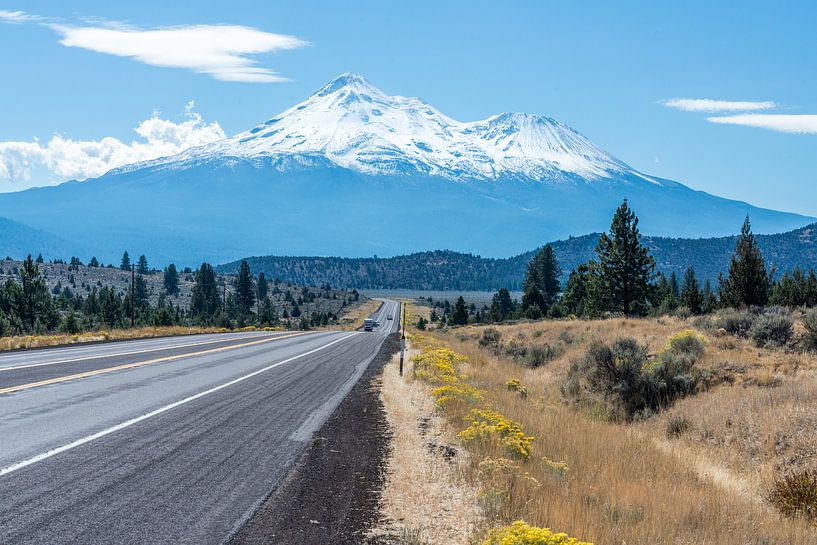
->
[0,0,815,215]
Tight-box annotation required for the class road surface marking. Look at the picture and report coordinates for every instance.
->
[0,332,358,477]
[0,332,285,372]
[0,332,312,396]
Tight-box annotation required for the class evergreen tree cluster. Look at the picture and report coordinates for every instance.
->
[0,255,360,337]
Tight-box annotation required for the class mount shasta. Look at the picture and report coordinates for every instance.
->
[0,73,812,265]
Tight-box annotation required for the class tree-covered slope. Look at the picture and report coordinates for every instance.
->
[217,223,817,290]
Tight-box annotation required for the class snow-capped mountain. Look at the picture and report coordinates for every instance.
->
[126,73,633,181]
[0,73,813,265]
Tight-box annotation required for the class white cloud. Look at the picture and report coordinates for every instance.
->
[661,98,776,113]
[706,114,817,134]
[0,10,40,23]
[52,23,307,82]
[0,102,226,187]
[0,9,307,82]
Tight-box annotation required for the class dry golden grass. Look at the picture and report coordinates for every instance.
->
[372,351,483,544]
[0,325,270,352]
[408,316,817,544]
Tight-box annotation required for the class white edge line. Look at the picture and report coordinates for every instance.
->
[0,332,358,477]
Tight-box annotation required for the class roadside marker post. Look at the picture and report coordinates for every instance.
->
[399,302,405,376]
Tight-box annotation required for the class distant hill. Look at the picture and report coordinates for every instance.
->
[217,223,817,291]
[0,217,87,260]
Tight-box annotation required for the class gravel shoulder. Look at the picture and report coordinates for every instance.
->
[229,332,400,545]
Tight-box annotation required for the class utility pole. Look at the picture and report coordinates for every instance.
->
[399,302,406,376]
[130,264,135,328]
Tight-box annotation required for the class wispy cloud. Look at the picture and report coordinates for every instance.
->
[53,24,307,82]
[0,9,41,23]
[707,114,817,134]
[0,102,226,188]
[661,98,776,113]
[0,9,308,82]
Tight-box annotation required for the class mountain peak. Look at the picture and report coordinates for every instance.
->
[314,72,381,98]
[145,73,633,182]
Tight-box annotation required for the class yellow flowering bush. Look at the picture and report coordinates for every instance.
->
[542,457,569,476]
[662,329,707,358]
[481,520,593,545]
[506,378,529,399]
[459,408,535,460]
[432,382,484,409]
[413,347,468,383]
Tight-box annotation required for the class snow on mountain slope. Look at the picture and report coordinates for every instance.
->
[126,73,633,181]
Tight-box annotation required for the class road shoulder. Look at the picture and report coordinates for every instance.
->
[229,332,400,545]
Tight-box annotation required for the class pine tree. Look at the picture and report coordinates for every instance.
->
[680,266,704,314]
[120,251,131,271]
[234,260,255,317]
[521,244,561,317]
[163,264,180,296]
[89,256,100,267]
[449,296,469,326]
[718,216,770,308]
[257,272,269,301]
[15,255,51,332]
[35,253,44,264]
[490,287,515,322]
[561,264,591,316]
[137,255,149,274]
[595,200,656,316]
[191,263,220,323]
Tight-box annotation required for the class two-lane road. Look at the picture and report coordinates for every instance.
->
[0,299,400,544]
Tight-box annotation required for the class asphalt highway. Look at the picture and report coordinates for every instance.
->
[0,299,400,544]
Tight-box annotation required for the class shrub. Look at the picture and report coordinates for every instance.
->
[750,312,794,348]
[801,309,817,352]
[458,408,535,460]
[665,414,691,438]
[768,471,817,521]
[715,310,756,337]
[525,344,564,368]
[506,378,529,399]
[566,335,703,420]
[480,327,502,349]
[481,520,593,545]
[665,329,707,357]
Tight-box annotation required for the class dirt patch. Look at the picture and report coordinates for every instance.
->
[229,332,400,545]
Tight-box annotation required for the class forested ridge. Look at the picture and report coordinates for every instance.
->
[217,223,817,290]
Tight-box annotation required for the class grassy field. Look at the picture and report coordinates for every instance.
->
[361,290,522,307]
[382,313,817,544]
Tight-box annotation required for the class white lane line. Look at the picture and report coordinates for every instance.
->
[0,332,358,478]
[0,332,286,372]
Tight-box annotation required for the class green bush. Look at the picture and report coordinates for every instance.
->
[801,309,817,352]
[768,471,817,520]
[715,310,756,337]
[565,336,703,420]
[479,327,501,349]
[524,343,564,368]
[750,312,794,348]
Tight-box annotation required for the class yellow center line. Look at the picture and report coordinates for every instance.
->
[0,331,313,396]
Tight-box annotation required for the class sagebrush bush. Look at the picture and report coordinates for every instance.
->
[480,327,502,349]
[801,309,817,352]
[750,312,794,348]
[665,414,691,438]
[565,334,703,420]
[768,471,817,520]
[715,310,756,337]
